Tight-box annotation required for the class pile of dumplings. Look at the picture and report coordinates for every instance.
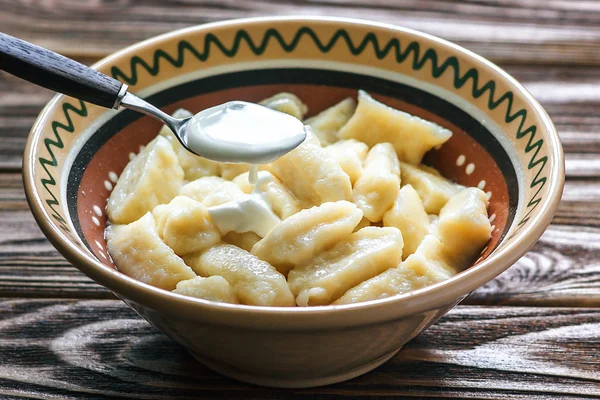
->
[105,90,492,307]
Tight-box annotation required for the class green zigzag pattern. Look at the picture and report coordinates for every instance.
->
[39,100,88,230]
[43,27,547,234]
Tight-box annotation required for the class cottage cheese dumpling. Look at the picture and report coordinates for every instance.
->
[289,227,404,306]
[305,97,356,145]
[260,92,308,120]
[105,90,492,307]
[336,190,491,305]
[353,143,401,222]
[106,213,196,290]
[179,176,227,202]
[324,139,368,185]
[383,184,430,259]
[334,234,451,304]
[400,162,463,214]
[334,265,423,304]
[152,196,221,256]
[184,244,294,307]
[251,201,363,275]
[223,231,262,252]
[202,181,247,207]
[437,187,492,269]
[173,276,239,304]
[107,135,183,224]
[270,132,352,206]
[338,91,452,164]
[403,234,456,280]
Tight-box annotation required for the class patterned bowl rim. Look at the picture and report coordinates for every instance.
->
[23,16,565,328]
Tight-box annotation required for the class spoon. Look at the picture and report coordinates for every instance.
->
[0,33,307,164]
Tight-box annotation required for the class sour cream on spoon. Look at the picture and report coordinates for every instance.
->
[185,101,307,164]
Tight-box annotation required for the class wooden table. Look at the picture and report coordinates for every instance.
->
[1,1,599,398]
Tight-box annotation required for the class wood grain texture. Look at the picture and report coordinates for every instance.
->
[0,299,598,399]
[1,1,599,396]
[0,72,54,172]
[465,224,600,306]
[3,0,600,66]
[0,174,112,299]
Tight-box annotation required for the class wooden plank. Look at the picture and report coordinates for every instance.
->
[3,0,600,66]
[0,73,54,172]
[0,299,597,398]
[0,208,112,299]
[0,174,112,299]
[1,171,599,305]
[465,224,600,306]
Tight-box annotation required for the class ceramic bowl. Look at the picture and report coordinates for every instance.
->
[23,16,564,388]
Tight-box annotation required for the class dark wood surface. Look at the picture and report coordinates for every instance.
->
[0,1,599,398]
[1,299,599,399]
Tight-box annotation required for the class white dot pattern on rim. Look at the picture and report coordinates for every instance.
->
[98,252,107,259]
[465,163,475,175]
[95,240,103,250]
[104,181,113,191]
[128,152,136,161]
[489,213,497,223]
[92,216,100,226]
[454,157,494,216]
[108,171,118,182]
[477,246,489,262]
[93,205,103,217]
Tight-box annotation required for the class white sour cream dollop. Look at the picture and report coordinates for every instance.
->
[207,171,281,237]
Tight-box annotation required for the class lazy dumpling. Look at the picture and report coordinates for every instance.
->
[152,196,221,256]
[184,244,295,307]
[270,131,352,206]
[339,90,452,164]
[173,276,239,304]
[305,97,356,145]
[251,201,363,275]
[400,162,463,214]
[260,92,308,120]
[323,139,368,185]
[107,135,184,225]
[436,187,492,269]
[233,171,302,219]
[383,184,430,259]
[106,213,196,290]
[352,143,401,222]
[288,226,404,306]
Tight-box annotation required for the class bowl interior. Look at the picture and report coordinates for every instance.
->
[72,73,515,268]
[25,17,561,310]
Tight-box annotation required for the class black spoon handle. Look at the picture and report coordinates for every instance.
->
[0,32,125,109]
